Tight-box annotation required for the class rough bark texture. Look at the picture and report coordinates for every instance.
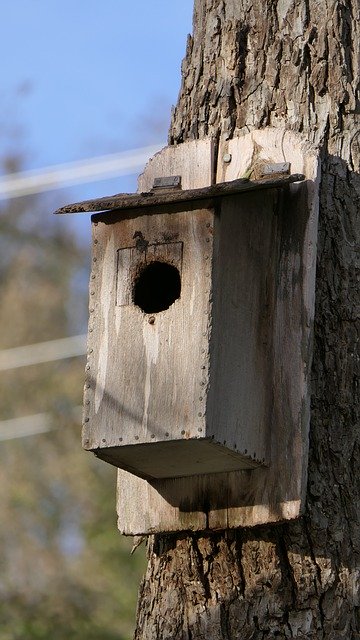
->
[134,1,360,638]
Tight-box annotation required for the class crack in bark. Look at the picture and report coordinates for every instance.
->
[303,517,326,633]
[234,532,246,598]
[276,527,298,610]
[192,536,212,602]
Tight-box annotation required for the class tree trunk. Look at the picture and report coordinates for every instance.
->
[135,1,360,638]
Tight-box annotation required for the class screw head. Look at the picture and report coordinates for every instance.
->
[223,153,232,163]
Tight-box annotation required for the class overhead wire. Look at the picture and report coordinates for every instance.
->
[0,407,83,442]
[0,335,87,371]
[0,336,87,440]
[0,142,164,199]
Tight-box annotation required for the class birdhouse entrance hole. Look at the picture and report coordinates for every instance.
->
[133,261,181,314]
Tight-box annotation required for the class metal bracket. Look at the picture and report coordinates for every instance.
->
[152,175,182,190]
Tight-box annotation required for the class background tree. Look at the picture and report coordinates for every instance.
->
[135,1,360,638]
[0,151,145,640]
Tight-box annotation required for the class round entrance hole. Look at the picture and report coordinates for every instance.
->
[133,261,181,314]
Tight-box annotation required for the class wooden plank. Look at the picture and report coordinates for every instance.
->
[117,472,208,535]
[207,190,277,467]
[54,173,304,215]
[137,139,215,192]
[211,128,320,529]
[115,140,215,533]
[101,440,260,481]
[145,241,183,267]
[83,208,213,454]
[114,130,320,534]
[115,247,136,307]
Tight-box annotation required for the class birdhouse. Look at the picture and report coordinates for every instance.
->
[56,129,320,532]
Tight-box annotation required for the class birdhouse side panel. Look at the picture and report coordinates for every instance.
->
[207,191,279,465]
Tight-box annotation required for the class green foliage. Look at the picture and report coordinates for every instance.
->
[0,155,145,638]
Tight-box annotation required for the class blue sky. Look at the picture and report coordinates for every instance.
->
[0,1,194,235]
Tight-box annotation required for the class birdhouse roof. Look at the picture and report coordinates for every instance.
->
[53,173,304,216]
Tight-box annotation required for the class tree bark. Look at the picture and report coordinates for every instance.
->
[135,1,360,638]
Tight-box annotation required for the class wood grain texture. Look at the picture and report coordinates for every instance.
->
[208,190,277,467]
[115,130,319,534]
[137,139,215,192]
[54,174,304,214]
[114,141,217,534]
[82,207,213,460]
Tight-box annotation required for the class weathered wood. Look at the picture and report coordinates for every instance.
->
[83,207,214,468]
[84,188,284,480]
[137,139,215,192]
[85,131,312,483]
[115,130,319,534]
[53,173,304,215]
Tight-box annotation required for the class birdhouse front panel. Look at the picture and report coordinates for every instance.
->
[82,193,274,479]
[83,205,251,479]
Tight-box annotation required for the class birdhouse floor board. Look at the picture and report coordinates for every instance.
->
[93,439,262,480]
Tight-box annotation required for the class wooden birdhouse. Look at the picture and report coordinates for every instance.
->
[56,129,320,533]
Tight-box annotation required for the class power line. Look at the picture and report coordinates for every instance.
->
[0,407,83,441]
[0,334,86,440]
[0,143,164,199]
[0,335,87,371]
[0,412,53,441]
